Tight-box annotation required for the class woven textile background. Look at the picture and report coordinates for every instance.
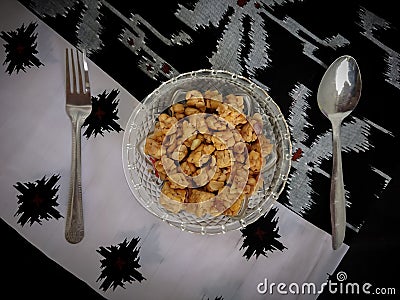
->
[18,0,399,243]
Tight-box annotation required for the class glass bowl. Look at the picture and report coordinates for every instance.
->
[122,70,291,234]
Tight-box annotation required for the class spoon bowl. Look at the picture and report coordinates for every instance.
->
[318,56,362,118]
[317,55,362,250]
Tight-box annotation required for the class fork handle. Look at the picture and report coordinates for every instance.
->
[65,107,87,243]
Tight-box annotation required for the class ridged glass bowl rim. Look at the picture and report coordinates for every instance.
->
[122,69,292,234]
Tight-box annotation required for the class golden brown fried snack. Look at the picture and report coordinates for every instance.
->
[145,89,273,217]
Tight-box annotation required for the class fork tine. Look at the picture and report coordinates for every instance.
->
[65,48,70,94]
[76,49,84,94]
[70,49,77,93]
[82,50,90,94]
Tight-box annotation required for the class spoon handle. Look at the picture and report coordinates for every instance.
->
[330,119,346,250]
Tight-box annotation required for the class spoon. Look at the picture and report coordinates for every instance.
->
[317,55,362,250]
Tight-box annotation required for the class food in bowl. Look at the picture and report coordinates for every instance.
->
[144,89,273,217]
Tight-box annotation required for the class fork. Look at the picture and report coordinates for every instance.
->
[65,48,91,244]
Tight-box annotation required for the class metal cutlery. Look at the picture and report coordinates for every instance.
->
[64,48,92,244]
[317,55,362,250]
